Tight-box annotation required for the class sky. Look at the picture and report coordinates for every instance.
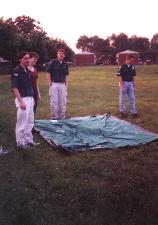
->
[1,0,158,52]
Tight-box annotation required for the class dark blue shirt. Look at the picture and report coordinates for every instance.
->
[47,59,69,83]
[117,64,136,82]
[11,65,34,97]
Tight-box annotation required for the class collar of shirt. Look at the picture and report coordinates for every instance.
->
[55,58,63,63]
[19,64,29,73]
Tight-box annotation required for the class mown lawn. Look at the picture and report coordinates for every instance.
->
[0,65,158,225]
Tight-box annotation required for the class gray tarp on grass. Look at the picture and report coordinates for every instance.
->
[35,114,158,152]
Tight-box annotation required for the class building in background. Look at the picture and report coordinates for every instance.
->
[74,51,96,66]
[116,50,139,66]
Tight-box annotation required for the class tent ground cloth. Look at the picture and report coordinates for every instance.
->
[35,114,158,152]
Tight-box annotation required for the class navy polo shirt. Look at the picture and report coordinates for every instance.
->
[117,64,136,82]
[47,59,69,83]
[11,65,34,97]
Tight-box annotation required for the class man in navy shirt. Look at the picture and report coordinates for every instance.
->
[47,49,69,119]
[11,51,35,149]
[117,55,138,118]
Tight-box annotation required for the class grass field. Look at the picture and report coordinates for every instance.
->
[0,65,158,225]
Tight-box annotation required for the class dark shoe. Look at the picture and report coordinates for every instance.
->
[51,117,58,120]
[120,112,127,118]
[32,129,40,134]
[131,113,138,118]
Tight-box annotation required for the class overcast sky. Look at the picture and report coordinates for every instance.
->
[1,0,158,52]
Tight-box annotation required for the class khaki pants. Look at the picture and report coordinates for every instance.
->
[15,97,34,146]
[49,82,67,119]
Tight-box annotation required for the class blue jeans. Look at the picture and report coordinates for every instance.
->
[119,81,137,114]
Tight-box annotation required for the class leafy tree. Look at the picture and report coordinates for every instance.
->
[76,35,92,52]
[46,38,74,62]
[0,17,19,64]
[28,30,48,66]
[128,36,150,52]
[14,15,43,36]
[0,15,74,67]
[92,37,110,57]
[76,35,110,58]
[108,33,129,52]
[151,33,158,50]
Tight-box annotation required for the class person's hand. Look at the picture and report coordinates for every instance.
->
[121,85,126,92]
[20,101,26,110]
[38,94,41,101]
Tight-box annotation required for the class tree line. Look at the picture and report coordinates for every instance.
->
[1,15,158,67]
[76,33,158,64]
[0,15,74,69]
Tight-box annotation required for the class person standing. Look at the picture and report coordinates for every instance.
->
[117,55,138,118]
[47,49,69,120]
[11,51,35,149]
[28,52,41,114]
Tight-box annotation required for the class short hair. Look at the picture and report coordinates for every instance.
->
[57,49,65,54]
[126,55,134,60]
[29,51,39,60]
[18,51,29,60]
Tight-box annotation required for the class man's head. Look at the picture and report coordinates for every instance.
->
[126,55,135,65]
[57,49,65,61]
[19,51,30,68]
[29,52,39,66]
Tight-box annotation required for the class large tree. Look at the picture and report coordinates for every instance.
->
[108,33,129,52]
[0,17,19,64]
[128,35,150,52]
[28,30,48,66]
[76,35,92,52]
[46,38,74,62]
[151,33,158,50]
[76,35,110,58]
[14,15,43,36]
[90,36,110,57]
[0,16,74,67]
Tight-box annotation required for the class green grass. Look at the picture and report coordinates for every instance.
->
[0,65,158,225]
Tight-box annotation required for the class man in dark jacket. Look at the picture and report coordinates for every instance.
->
[117,55,138,118]
[11,51,35,149]
[47,49,69,120]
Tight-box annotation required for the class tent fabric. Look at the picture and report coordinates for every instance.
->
[35,115,158,152]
